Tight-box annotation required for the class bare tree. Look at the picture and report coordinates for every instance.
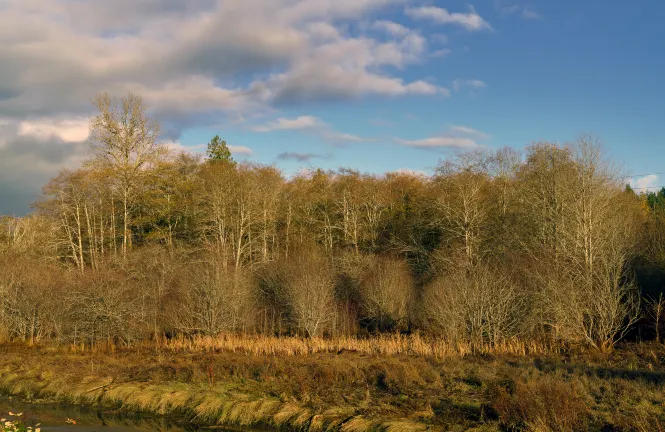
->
[284,246,336,337]
[524,137,641,350]
[358,256,413,332]
[647,293,665,343]
[88,92,163,257]
[422,265,528,347]
[177,260,255,335]
[433,151,495,268]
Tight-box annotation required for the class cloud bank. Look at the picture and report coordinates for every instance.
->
[0,0,491,213]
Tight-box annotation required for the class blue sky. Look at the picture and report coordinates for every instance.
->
[181,0,665,181]
[1,0,664,213]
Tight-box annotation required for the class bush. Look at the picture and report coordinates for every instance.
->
[176,261,255,336]
[357,256,414,332]
[490,375,588,432]
[421,265,528,346]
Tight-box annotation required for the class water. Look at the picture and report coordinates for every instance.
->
[0,395,265,432]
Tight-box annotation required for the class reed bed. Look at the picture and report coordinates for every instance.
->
[159,333,561,358]
[2,340,664,431]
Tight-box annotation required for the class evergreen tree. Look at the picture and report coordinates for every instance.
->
[206,135,235,164]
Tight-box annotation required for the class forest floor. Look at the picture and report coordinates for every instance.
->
[0,339,664,431]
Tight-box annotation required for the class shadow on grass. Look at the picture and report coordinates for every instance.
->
[533,357,665,384]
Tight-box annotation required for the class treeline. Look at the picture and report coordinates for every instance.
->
[1,93,664,351]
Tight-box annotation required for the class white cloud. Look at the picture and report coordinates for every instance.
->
[254,36,448,103]
[396,125,488,150]
[252,116,321,132]
[631,174,659,190]
[405,6,492,31]
[0,0,450,124]
[306,22,342,41]
[18,118,90,143]
[228,145,254,155]
[372,20,410,37]
[0,0,484,211]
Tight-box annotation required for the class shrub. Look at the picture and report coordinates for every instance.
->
[490,375,588,432]
[421,265,527,347]
[357,256,414,332]
[176,261,255,336]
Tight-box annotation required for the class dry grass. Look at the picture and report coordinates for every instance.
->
[159,333,560,358]
[0,341,664,431]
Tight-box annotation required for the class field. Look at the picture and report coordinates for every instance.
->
[1,336,664,432]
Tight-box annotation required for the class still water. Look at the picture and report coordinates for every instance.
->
[0,395,267,432]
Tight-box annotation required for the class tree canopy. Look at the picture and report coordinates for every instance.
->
[0,92,663,351]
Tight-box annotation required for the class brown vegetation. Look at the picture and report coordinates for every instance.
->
[2,93,662,351]
[2,92,665,429]
[1,342,664,431]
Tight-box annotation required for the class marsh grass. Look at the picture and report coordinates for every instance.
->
[158,333,561,358]
[0,340,664,431]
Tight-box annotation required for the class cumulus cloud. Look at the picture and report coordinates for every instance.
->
[405,6,492,31]
[0,0,446,123]
[254,37,448,104]
[0,122,88,214]
[17,118,90,142]
[0,0,483,212]
[372,20,411,37]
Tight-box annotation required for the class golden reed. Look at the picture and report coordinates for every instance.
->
[156,333,560,358]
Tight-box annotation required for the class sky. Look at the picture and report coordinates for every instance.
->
[1,0,664,214]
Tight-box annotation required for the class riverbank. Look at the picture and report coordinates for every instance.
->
[0,339,664,431]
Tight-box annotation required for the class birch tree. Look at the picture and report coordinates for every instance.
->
[88,92,163,258]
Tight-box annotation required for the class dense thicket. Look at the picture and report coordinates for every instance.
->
[1,93,663,351]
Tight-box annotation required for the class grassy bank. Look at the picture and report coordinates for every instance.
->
[0,338,664,431]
